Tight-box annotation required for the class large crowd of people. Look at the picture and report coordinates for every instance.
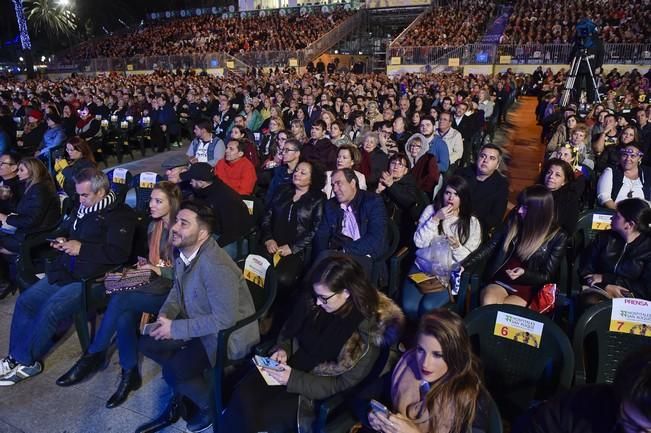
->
[0,60,650,433]
[395,1,496,47]
[501,0,651,44]
[58,8,354,62]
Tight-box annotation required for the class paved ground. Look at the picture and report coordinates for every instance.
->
[0,142,192,433]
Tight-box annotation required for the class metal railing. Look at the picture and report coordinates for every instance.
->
[298,9,366,65]
[388,6,431,48]
[389,43,651,66]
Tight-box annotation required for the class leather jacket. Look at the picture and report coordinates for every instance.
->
[261,185,325,255]
[462,226,568,288]
[579,231,651,300]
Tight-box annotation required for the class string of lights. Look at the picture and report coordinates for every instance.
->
[12,0,32,51]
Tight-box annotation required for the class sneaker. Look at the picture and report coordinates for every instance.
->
[0,361,42,386]
[0,356,17,376]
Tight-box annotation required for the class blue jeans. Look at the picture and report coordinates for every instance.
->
[9,277,94,365]
[401,264,451,321]
[88,290,167,369]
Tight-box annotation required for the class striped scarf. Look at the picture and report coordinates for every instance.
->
[73,190,116,230]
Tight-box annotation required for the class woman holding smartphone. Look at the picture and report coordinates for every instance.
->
[222,254,404,433]
[369,309,491,433]
[55,181,182,408]
[402,176,482,319]
[580,198,651,303]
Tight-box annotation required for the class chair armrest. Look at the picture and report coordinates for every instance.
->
[388,246,411,299]
[314,393,347,433]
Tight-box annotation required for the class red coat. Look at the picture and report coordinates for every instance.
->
[214,157,257,195]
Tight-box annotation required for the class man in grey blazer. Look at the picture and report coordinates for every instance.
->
[137,201,259,433]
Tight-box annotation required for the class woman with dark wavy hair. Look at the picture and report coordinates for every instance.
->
[369,309,490,433]
[223,254,404,433]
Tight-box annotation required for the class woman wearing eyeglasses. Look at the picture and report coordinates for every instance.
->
[377,153,427,246]
[597,142,651,210]
[222,254,404,433]
[265,138,302,206]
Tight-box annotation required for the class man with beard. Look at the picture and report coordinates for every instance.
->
[136,201,259,433]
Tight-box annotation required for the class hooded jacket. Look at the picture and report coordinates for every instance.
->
[406,133,440,195]
[276,292,405,433]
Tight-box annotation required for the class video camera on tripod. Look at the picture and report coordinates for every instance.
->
[560,19,605,107]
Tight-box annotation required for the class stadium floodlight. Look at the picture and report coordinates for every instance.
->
[57,0,70,8]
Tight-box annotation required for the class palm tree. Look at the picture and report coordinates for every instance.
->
[24,0,78,40]
[11,0,35,77]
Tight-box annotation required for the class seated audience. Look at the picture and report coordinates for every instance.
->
[302,120,337,171]
[18,110,46,156]
[579,198,651,303]
[402,176,482,318]
[137,201,260,433]
[262,160,325,290]
[36,113,66,161]
[314,168,388,276]
[420,116,450,174]
[266,138,302,205]
[222,254,404,433]
[186,120,225,167]
[369,309,491,433]
[597,142,650,209]
[456,144,509,236]
[74,106,101,151]
[161,154,192,198]
[0,153,22,215]
[0,158,60,298]
[324,144,367,199]
[182,162,253,258]
[58,137,97,200]
[376,153,427,246]
[539,158,581,234]
[405,133,440,197]
[461,185,567,307]
[359,131,389,192]
[0,168,135,385]
[56,182,182,409]
[214,139,257,195]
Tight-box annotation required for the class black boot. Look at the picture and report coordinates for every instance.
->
[186,407,213,433]
[135,394,184,433]
[106,368,142,408]
[56,351,107,387]
[0,280,16,300]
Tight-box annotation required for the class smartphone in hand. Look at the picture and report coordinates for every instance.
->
[141,322,161,336]
[369,399,390,416]
[253,355,284,371]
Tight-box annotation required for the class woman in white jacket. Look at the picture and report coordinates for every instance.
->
[402,175,482,320]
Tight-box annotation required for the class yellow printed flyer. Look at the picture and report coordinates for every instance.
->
[243,254,270,288]
[493,311,544,348]
[609,298,651,336]
[591,213,613,230]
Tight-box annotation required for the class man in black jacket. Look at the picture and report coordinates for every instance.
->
[182,162,253,258]
[0,168,135,386]
[456,143,509,237]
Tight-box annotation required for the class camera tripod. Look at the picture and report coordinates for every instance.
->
[560,49,602,107]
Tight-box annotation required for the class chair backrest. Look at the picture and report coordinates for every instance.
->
[241,194,264,227]
[106,168,133,204]
[131,171,162,212]
[573,208,615,254]
[464,304,574,420]
[573,301,650,385]
[213,255,277,432]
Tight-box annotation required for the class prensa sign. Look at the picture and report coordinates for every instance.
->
[610,298,651,336]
